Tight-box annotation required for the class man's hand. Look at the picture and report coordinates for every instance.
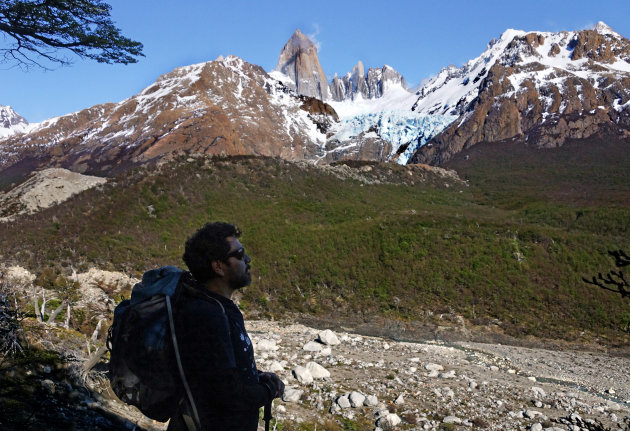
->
[259,371,285,398]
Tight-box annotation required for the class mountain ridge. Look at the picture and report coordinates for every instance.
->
[1,22,629,178]
[410,22,630,164]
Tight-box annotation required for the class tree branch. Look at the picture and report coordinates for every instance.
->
[0,0,143,69]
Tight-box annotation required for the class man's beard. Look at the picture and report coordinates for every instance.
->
[229,270,251,290]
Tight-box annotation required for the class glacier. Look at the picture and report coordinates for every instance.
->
[330,110,456,164]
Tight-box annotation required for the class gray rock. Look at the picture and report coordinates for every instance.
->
[532,386,546,398]
[376,413,402,430]
[318,329,341,346]
[305,361,330,379]
[282,387,303,403]
[319,346,332,356]
[443,416,462,424]
[303,341,323,352]
[530,424,543,431]
[292,366,313,384]
[336,395,351,409]
[524,409,542,419]
[349,391,365,408]
[256,339,278,352]
[439,370,456,379]
[425,363,444,371]
[364,394,378,407]
[394,394,404,405]
[268,360,284,372]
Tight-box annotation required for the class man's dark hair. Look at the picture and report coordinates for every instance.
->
[183,222,242,283]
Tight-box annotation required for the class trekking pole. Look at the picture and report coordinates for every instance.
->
[263,400,273,431]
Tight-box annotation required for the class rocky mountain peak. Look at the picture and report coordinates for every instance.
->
[350,61,365,90]
[0,105,29,138]
[593,21,619,37]
[330,62,408,102]
[274,29,330,101]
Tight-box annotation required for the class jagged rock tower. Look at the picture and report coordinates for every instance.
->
[275,29,331,101]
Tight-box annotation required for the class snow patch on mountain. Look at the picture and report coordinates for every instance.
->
[412,29,527,117]
[264,76,328,146]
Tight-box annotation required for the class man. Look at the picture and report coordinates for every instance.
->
[167,222,284,431]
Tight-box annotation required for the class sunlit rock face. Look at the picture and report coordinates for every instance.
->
[274,29,331,101]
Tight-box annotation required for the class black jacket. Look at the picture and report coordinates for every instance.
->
[167,275,274,431]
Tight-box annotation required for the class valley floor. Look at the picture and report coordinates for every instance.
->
[86,320,630,431]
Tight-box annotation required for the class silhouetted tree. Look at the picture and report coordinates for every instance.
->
[583,250,629,298]
[0,0,143,69]
[584,249,629,332]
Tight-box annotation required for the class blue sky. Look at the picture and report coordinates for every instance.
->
[4,0,630,122]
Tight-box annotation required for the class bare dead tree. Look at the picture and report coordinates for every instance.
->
[90,318,103,342]
[40,289,47,317]
[0,287,25,358]
[583,250,630,299]
[47,299,68,323]
[32,294,43,322]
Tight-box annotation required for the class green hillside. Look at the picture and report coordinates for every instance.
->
[2,149,629,345]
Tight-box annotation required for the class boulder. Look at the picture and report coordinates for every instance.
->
[443,416,462,424]
[376,413,402,430]
[256,339,279,352]
[317,329,341,346]
[282,387,303,403]
[532,386,546,398]
[424,363,444,372]
[349,391,365,408]
[303,341,323,352]
[268,361,284,372]
[336,395,351,409]
[364,394,378,406]
[305,361,330,379]
[439,370,456,379]
[292,366,313,384]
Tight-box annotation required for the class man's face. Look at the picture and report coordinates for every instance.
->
[223,236,252,289]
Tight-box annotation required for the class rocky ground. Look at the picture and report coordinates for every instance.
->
[66,320,628,431]
[245,321,630,431]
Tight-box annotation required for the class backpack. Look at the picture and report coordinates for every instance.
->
[106,266,201,426]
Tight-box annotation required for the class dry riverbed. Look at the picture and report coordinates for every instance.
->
[11,318,630,431]
[244,320,630,430]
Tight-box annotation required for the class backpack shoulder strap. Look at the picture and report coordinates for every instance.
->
[166,295,200,430]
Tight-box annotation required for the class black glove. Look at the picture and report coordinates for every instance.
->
[259,372,285,399]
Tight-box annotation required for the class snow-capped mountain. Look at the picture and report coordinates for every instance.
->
[0,105,30,139]
[0,56,338,177]
[411,21,630,165]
